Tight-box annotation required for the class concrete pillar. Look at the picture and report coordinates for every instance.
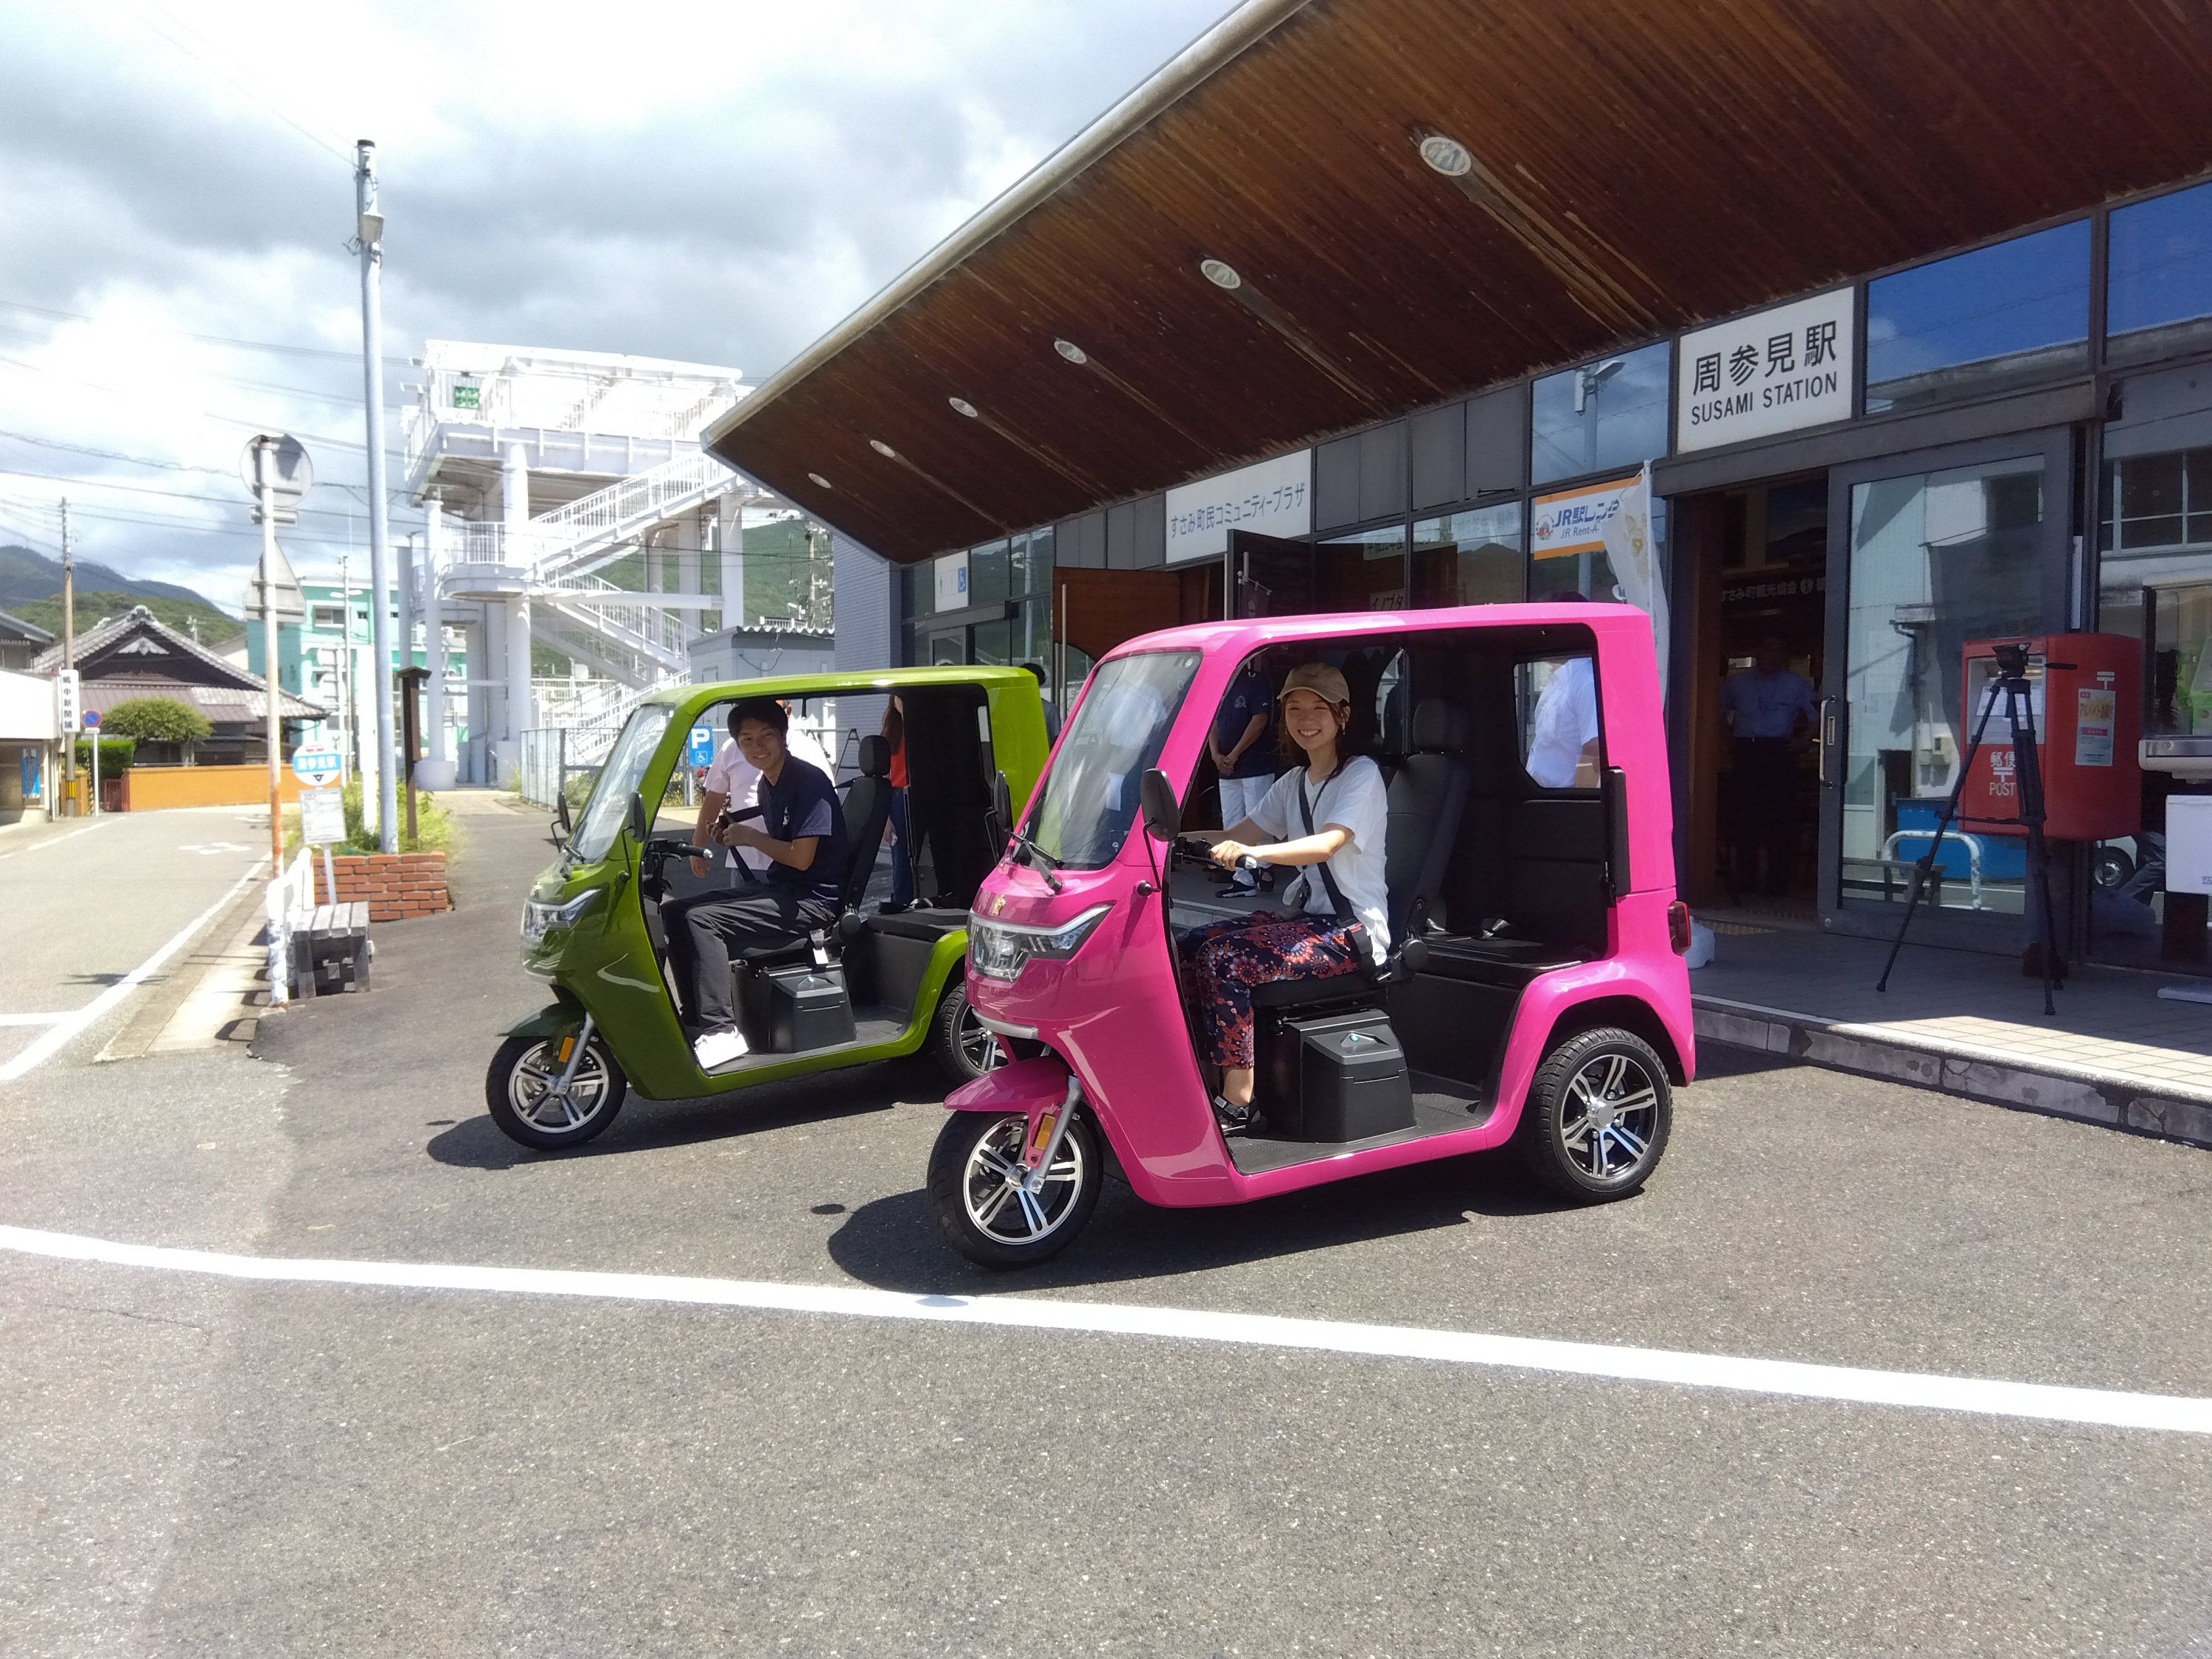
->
[422,498,453,784]
[673,513,702,650]
[501,445,533,783]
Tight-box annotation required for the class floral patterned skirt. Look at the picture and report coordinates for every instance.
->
[1178,912,1364,1068]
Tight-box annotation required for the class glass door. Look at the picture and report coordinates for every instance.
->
[1820,430,2073,943]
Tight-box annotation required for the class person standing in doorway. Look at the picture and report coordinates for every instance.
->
[1721,635,1818,896]
[1209,657,1277,895]
[877,695,913,911]
[1020,663,1062,743]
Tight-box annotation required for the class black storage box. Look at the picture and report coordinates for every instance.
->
[1256,1007,1416,1141]
[742,963,857,1054]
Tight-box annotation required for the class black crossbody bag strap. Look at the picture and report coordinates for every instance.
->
[1295,771,1355,923]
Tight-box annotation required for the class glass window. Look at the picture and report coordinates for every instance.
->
[1518,655,1601,788]
[1013,527,1055,597]
[1840,455,2045,913]
[1413,501,1524,607]
[1029,650,1203,868]
[2108,181,2212,363]
[2101,446,2212,736]
[1865,222,2090,413]
[1315,525,1407,611]
[1530,340,1671,486]
[568,703,673,862]
[902,562,931,622]
[970,538,1009,607]
[971,616,1012,665]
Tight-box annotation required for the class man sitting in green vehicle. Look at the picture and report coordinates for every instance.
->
[669,698,851,1070]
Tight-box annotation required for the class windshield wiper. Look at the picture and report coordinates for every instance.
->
[1007,826,1064,894]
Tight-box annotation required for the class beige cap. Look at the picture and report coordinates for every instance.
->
[1279,662,1350,706]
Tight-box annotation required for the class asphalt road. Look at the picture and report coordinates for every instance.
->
[1,795,2207,1656]
[0,807,268,1074]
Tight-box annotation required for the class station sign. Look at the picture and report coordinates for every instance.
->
[1676,288,1855,453]
[291,748,344,786]
[1166,450,1312,566]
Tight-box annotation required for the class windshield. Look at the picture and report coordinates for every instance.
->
[1029,650,1202,868]
[568,703,674,863]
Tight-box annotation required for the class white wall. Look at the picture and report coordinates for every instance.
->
[0,669,57,742]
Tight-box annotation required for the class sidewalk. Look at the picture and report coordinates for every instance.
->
[1690,919,2212,1149]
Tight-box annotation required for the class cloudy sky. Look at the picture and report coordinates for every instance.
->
[0,0,1235,605]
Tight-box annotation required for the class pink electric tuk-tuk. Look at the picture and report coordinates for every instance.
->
[926,603,1695,1267]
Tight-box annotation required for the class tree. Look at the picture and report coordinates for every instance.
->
[102,695,213,762]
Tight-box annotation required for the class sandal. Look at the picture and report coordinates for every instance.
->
[1211,1093,1255,1133]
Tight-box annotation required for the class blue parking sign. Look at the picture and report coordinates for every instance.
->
[686,725,717,768]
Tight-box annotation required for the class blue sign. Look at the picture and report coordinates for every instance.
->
[82,709,100,728]
[686,725,717,768]
[291,748,344,786]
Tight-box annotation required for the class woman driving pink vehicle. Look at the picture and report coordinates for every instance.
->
[1180,661,1390,1131]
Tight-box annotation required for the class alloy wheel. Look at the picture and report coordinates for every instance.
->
[1559,1050,1660,1183]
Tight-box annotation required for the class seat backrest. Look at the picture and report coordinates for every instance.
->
[1382,698,1470,942]
[838,735,894,913]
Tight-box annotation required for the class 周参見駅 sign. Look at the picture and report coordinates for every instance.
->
[1675,288,1855,453]
[1165,450,1312,565]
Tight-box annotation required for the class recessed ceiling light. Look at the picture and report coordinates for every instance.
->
[1418,133,1473,178]
[1199,258,1242,291]
[1052,338,1088,364]
[948,397,978,417]
[807,472,830,489]
[868,439,897,458]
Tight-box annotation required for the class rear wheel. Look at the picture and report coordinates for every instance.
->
[485,1032,627,1151]
[931,976,1005,1086]
[928,1109,1101,1268]
[1511,1026,1671,1202]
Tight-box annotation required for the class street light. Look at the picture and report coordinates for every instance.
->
[1576,358,1624,472]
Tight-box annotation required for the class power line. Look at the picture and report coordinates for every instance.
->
[0,428,232,474]
[0,299,409,368]
[0,352,394,455]
[111,0,354,167]
[0,467,391,519]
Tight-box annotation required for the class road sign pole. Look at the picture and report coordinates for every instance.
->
[60,498,75,815]
[88,714,99,818]
[258,442,284,869]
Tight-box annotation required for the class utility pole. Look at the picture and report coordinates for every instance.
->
[254,445,283,868]
[356,139,398,852]
[59,498,75,814]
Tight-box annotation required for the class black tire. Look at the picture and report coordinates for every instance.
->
[2091,846,2135,890]
[485,1032,627,1151]
[928,1108,1102,1269]
[1511,1025,1671,1203]
[931,975,1005,1087]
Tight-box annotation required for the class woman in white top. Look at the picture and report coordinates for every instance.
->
[1180,661,1390,1131]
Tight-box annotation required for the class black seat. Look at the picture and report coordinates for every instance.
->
[1250,698,1470,1011]
[731,735,890,968]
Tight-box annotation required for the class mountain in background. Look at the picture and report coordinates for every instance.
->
[6,590,245,649]
[0,544,229,615]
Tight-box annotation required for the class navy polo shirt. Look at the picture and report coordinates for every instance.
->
[759,755,848,906]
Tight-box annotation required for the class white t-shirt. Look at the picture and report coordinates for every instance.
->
[1526,656,1599,789]
[703,726,836,870]
[1248,755,1391,965]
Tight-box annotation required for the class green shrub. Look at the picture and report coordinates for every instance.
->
[102,696,213,745]
[73,736,136,773]
[321,776,460,857]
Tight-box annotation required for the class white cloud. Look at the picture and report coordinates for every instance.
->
[0,0,1234,599]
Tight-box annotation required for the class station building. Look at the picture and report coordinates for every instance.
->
[706,0,2212,973]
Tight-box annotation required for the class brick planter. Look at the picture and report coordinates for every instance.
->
[324,851,451,922]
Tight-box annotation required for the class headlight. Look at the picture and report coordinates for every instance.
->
[521,886,604,945]
[967,902,1112,983]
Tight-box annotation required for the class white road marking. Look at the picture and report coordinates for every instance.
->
[1,1224,2205,1435]
[0,861,266,1081]
[0,821,107,861]
[0,1014,69,1026]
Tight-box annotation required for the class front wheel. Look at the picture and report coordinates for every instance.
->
[931,976,1005,1086]
[928,1109,1102,1269]
[486,1032,627,1151]
[1511,1026,1671,1202]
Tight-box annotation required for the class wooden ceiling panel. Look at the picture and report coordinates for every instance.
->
[714,0,2212,563]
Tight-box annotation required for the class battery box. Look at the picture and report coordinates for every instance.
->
[741,962,858,1054]
[1256,1006,1415,1141]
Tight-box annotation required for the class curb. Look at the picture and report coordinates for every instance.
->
[1692,995,2212,1151]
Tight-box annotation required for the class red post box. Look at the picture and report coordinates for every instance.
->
[1958,634,2140,841]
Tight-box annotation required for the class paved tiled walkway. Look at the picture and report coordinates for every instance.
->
[1691,920,2212,1116]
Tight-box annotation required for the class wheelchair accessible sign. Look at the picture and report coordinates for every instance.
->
[686,726,717,768]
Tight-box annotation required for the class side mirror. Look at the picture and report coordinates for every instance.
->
[627,790,647,844]
[1138,768,1180,841]
[990,769,1013,847]
[552,790,572,847]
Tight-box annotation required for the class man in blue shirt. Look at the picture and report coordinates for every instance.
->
[667,698,850,1070]
[1209,659,1277,894]
[1720,636,1818,897]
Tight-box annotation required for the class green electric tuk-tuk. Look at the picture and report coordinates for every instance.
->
[486,665,1051,1150]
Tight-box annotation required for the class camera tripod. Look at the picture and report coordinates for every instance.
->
[1877,641,2069,1016]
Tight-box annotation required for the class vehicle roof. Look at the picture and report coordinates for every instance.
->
[1100,602,1654,661]
[644,663,1041,706]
